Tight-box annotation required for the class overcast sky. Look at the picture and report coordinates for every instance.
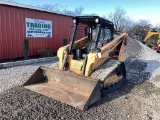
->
[12,0,160,26]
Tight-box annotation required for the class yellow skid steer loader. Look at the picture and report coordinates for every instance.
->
[24,16,128,110]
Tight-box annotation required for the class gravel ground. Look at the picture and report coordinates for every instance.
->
[0,38,160,120]
[0,61,58,93]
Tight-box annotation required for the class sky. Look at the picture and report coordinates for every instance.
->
[11,0,160,26]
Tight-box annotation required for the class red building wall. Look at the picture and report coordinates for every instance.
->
[0,5,73,60]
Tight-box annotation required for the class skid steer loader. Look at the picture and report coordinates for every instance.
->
[24,16,128,110]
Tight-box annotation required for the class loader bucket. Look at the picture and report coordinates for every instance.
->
[23,66,101,110]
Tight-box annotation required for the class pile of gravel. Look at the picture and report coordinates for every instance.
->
[0,37,160,119]
[125,57,150,83]
[126,38,160,81]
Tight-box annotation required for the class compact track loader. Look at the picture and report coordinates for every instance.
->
[24,16,128,110]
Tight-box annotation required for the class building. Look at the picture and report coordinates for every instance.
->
[0,1,73,60]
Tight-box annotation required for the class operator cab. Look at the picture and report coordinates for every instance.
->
[68,16,114,60]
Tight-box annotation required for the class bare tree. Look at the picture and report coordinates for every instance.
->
[102,15,107,19]
[155,23,160,29]
[74,6,84,16]
[63,6,84,16]
[38,4,84,16]
[128,20,152,40]
[39,4,64,14]
[119,16,133,32]
[108,6,126,33]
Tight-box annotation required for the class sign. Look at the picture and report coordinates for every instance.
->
[25,18,52,38]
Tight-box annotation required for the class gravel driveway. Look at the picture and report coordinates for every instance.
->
[0,38,160,120]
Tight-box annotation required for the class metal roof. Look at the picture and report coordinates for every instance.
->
[0,0,72,17]
[73,16,113,25]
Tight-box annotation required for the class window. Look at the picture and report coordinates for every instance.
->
[99,28,111,41]
[98,28,111,47]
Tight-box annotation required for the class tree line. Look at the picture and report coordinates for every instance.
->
[37,4,159,39]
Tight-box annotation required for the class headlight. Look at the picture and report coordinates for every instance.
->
[73,19,76,24]
[95,18,99,23]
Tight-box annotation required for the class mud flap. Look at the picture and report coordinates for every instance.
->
[23,66,101,110]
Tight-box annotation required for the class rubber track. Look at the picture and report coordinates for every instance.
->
[91,59,126,95]
[91,60,121,81]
